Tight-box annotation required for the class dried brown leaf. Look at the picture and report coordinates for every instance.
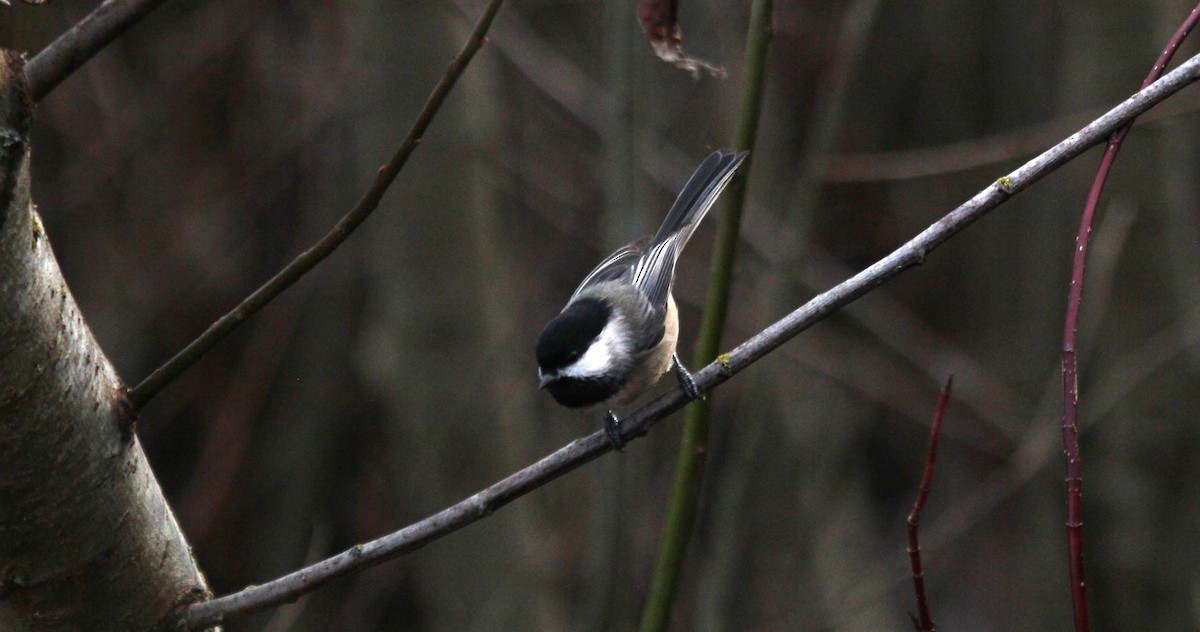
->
[637,0,725,78]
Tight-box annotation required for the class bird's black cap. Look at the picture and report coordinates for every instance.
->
[536,298,610,372]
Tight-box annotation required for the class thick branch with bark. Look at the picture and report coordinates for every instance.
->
[179,51,1200,629]
[0,52,209,630]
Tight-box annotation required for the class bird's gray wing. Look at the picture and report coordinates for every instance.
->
[630,239,680,319]
[570,240,667,354]
[569,242,644,302]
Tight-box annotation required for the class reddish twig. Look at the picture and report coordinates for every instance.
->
[906,375,952,632]
[1060,6,1200,631]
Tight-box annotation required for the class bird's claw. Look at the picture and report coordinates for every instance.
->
[604,411,625,452]
[672,353,703,401]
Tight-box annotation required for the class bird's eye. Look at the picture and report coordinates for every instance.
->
[566,351,582,362]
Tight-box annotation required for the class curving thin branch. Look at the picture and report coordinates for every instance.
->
[1058,5,1200,631]
[25,0,173,101]
[176,53,1200,630]
[125,0,508,410]
[907,375,952,632]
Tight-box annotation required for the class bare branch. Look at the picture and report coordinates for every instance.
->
[907,375,952,632]
[25,0,173,101]
[125,0,508,410]
[177,52,1200,629]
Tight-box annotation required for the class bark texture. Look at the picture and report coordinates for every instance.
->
[0,52,209,631]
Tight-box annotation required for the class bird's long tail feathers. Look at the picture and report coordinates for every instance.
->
[630,150,747,312]
[652,149,748,248]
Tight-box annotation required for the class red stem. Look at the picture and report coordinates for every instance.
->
[1060,6,1200,631]
[907,375,953,632]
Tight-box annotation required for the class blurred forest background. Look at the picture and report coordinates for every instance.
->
[5,0,1200,629]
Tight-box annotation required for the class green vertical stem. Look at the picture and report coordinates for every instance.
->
[639,1,773,630]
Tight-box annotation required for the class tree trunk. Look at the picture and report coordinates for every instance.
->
[0,51,209,631]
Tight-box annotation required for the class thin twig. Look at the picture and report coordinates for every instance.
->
[176,54,1200,630]
[1059,6,1200,631]
[907,375,952,632]
[25,0,172,101]
[639,0,773,629]
[124,0,508,410]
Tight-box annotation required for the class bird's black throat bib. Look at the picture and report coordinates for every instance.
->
[544,374,623,409]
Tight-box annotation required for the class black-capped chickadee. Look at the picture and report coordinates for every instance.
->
[536,149,747,450]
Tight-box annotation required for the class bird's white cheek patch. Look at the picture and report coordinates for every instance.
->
[560,320,626,380]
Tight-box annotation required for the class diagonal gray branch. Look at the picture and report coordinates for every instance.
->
[179,51,1200,630]
[25,0,172,101]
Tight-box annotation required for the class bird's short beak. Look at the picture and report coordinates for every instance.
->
[538,372,553,389]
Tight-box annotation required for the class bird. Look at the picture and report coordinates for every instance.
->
[536,149,747,450]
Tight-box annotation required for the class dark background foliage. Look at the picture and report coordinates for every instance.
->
[5,0,1200,629]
